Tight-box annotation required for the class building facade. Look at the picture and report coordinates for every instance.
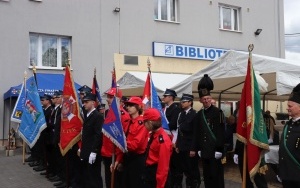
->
[0,0,284,140]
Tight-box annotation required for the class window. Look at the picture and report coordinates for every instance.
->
[29,33,71,68]
[154,0,178,22]
[219,4,240,31]
[124,55,138,65]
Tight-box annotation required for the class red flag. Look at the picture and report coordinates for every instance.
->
[59,66,83,156]
[142,72,151,109]
[236,49,269,178]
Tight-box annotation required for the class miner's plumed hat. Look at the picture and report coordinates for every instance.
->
[288,83,300,104]
[198,74,214,98]
[163,89,177,97]
[78,85,92,94]
[180,93,194,102]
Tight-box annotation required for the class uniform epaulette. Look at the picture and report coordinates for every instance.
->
[138,120,143,125]
[121,110,125,115]
[159,135,164,143]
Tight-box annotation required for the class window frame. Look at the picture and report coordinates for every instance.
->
[154,0,178,23]
[29,33,71,70]
[219,4,241,32]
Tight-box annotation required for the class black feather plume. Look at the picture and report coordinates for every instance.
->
[198,74,214,91]
[292,83,300,93]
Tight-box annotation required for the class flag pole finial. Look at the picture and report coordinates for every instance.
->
[94,68,96,76]
[32,62,36,74]
[147,57,151,72]
[248,44,254,52]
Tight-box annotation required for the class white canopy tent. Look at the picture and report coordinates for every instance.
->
[170,50,300,103]
[117,71,191,97]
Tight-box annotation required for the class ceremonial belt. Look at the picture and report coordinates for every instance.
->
[201,109,216,142]
[283,124,300,170]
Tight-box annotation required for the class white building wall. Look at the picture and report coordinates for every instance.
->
[0,0,285,140]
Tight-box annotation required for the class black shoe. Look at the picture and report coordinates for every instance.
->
[56,182,67,188]
[40,171,47,175]
[25,156,35,162]
[49,176,61,182]
[33,165,46,171]
[53,181,64,186]
[29,161,39,167]
[48,175,60,181]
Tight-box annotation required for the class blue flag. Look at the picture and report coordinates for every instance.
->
[102,97,127,152]
[11,80,27,123]
[18,76,47,148]
[142,72,170,133]
[150,78,170,132]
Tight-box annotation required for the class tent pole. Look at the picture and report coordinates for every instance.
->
[262,89,276,112]
[217,81,245,108]
[2,99,6,146]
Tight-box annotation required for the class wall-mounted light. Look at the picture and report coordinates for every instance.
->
[254,29,262,36]
[113,7,120,13]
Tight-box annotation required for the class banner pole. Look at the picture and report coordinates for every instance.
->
[242,145,247,188]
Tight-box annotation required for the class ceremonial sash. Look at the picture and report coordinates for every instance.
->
[283,124,300,170]
[201,109,216,142]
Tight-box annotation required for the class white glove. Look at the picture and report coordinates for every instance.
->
[89,152,97,164]
[268,138,273,144]
[198,151,201,157]
[233,154,238,164]
[215,152,222,159]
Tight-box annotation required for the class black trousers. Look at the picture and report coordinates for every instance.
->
[282,180,300,188]
[178,151,200,187]
[202,158,224,188]
[169,150,182,187]
[102,156,123,188]
[123,153,145,188]
[81,157,103,188]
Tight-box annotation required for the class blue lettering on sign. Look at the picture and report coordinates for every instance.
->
[153,42,227,61]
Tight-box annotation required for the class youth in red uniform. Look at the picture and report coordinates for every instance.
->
[143,108,173,188]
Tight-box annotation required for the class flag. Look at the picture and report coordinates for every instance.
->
[236,50,269,178]
[102,97,127,152]
[142,72,170,132]
[18,76,47,148]
[11,81,26,123]
[92,74,102,106]
[59,66,83,156]
[111,67,117,88]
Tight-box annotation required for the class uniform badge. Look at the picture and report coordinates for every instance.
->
[159,135,164,143]
[121,110,125,115]
[138,120,143,125]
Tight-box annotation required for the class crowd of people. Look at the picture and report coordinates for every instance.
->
[23,75,300,188]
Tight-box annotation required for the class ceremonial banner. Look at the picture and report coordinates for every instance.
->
[92,75,102,104]
[11,81,26,123]
[142,72,170,132]
[60,66,83,156]
[236,47,269,178]
[19,76,46,148]
[102,97,127,152]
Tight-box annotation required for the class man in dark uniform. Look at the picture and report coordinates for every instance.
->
[32,94,53,173]
[162,88,181,188]
[80,93,103,188]
[279,83,300,188]
[191,74,225,188]
[78,85,92,119]
[176,94,200,188]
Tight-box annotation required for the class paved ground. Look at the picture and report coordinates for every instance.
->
[0,147,282,188]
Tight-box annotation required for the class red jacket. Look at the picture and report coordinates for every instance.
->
[146,128,172,188]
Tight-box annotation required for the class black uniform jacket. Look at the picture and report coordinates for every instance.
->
[80,109,104,160]
[279,118,300,181]
[165,103,181,131]
[176,108,197,151]
[192,105,225,159]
